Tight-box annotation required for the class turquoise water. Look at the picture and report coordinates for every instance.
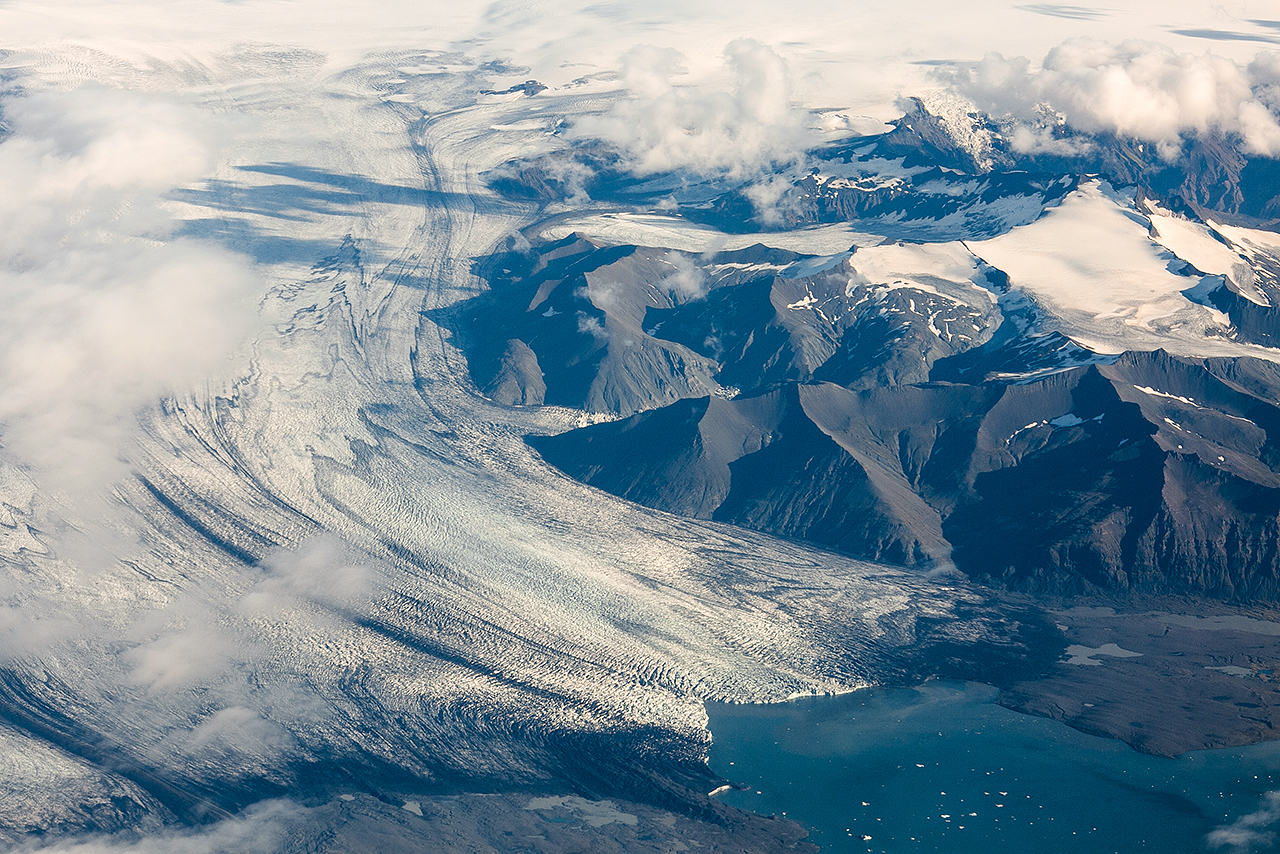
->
[706,682,1280,853]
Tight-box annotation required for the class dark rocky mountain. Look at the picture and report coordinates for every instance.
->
[679,166,1080,239]
[835,98,1280,229]
[458,235,796,415]
[530,351,1280,600]
[452,200,1280,603]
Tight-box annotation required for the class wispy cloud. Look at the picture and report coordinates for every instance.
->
[122,535,376,694]
[1171,29,1280,46]
[0,86,260,501]
[108,535,379,770]
[569,39,813,179]
[661,252,709,301]
[9,799,294,854]
[1208,790,1280,853]
[1017,4,1108,21]
[240,534,374,614]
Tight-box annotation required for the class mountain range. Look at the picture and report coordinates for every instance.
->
[463,105,1280,602]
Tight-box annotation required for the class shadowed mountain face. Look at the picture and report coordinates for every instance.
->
[530,355,1280,599]
[459,223,1280,602]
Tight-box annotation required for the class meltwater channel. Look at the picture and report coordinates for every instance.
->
[707,681,1280,853]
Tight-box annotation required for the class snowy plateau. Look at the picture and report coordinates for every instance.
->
[4,3,1280,853]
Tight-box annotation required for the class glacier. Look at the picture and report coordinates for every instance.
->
[0,45,1062,847]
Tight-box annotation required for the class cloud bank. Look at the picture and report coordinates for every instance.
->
[569,39,812,179]
[946,39,1280,157]
[0,86,259,499]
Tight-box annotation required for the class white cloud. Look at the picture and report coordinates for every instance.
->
[9,799,295,854]
[576,312,609,343]
[661,252,709,301]
[123,599,246,694]
[1253,52,1280,110]
[1007,123,1096,157]
[185,706,295,756]
[239,534,375,615]
[0,86,259,500]
[569,39,813,179]
[742,173,811,227]
[946,39,1280,157]
[1208,790,1280,853]
[0,604,77,665]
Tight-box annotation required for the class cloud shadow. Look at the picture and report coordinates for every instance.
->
[1016,4,1108,20]
[1170,28,1280,44]
[171,161,489,268]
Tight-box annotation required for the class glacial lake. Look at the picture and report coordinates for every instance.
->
[707,682,1280,853]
